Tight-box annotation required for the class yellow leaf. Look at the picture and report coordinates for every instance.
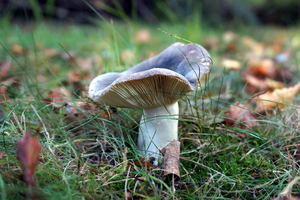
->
[254,82,300,110]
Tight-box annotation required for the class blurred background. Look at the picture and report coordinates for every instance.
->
[1,0,300,26]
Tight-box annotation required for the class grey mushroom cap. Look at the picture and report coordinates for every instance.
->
[89,42,211,109]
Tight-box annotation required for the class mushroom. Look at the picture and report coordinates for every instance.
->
[89,42,211,163]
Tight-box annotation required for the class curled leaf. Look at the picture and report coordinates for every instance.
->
[222,59,241,70]
[222,31,237,43]
[17,130,41,187]
[254,82,300,111]
[161,140,180,184]
[44,87,72,106]
[128,158,153,169]
[204,36,220,50]
[247,58,276,78]
[134,29,151,43]
[243,73,286,93]
[0,62,12,80]
[225,103,258,129]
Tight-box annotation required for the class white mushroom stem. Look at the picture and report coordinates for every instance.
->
[137,102,179,161]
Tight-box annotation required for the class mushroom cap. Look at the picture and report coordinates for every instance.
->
[89,42,211,109]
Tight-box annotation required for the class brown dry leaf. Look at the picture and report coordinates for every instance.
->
[244,58,293,83]
[265,78,286,90]
[241,36,265,58]
[11,44,28,55]
[72,57,93,71]
[222,31,237,43]
[128,158,153,169]
[121,49,135,63]
[42,48,60,58]
[247,58,276,78]
[0,151,4,159]
[67,70,81,84]
[161,140,180,183]
[60,51,76,61]
[243,73,286,93]
[17,130,41,187]
[147,51,157,58]
[270,35,285,54]
[225,103,258,129]
[204,36,220,50]
[254,82,300,111]
[0,62,12,80]
[134,29,151,43]
[222,59,241,70]
[45,87,72,106]
[0,77,18,102]
[225,42,237,52]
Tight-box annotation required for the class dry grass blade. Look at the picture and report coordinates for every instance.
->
[275,176,300,199]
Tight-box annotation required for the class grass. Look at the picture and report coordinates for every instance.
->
[1,12,300,199]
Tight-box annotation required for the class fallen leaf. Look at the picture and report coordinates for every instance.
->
[0,151,4,159]
[0,62,12,80]
[44,87,72,106]
[254,82,300,111]
[0,77,18,102]
[247,58,276,78]
[161,140,180,184]
[225,103,258,129]
[60,51,76,61]
[222,59,241,70]
[11,44,28,55]
[121,49,135,63]
[17,130,41,187]
[270,35,285,54]
[147,50,157,58]
[128,158,153,169]
[225,42,237,52]
[67,70,81,84]
[222,31,237,43]
[134,29,151,43]
[241,36,265,58]
[243,73,286,93]
[274,67,293,83]
[42,48,60,58]
[71,57,93,71]
[244,59,293,83]
[204,36,220,50]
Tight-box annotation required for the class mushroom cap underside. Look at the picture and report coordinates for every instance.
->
[89,68,204,109]
[89,42,211,109]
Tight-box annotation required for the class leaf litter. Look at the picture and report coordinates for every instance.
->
[1,25,300,199]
